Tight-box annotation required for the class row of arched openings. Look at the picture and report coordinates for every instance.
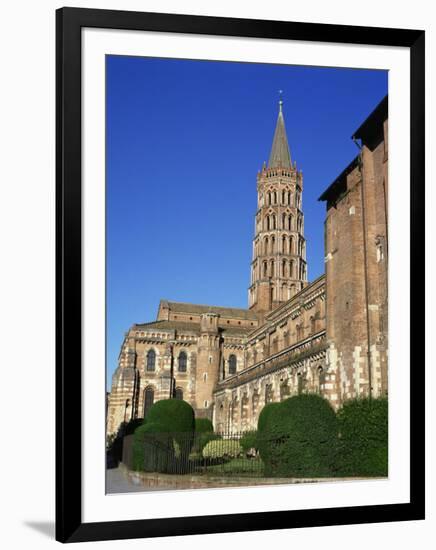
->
[146,349,188,372]
[143,386,184,417]
[263,213,303,232]
[265,190,293,206]
[262,259,295,278]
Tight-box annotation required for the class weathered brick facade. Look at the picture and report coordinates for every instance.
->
[107,97,389,436]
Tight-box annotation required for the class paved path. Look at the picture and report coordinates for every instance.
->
[106,466,156,494]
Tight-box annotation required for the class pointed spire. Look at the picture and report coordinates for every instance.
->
[268,95,292,169]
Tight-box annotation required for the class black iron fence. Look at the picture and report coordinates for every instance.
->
[122,431,273,477]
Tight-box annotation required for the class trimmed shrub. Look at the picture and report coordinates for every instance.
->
[146,399,195,460]
[131,400,196,473]
[337,397,388,477]
[256,402,283,463]
[257,402,282,433]
[195,418,214,433]
[132,422,172,472]
[257,394,338,477]
[202,439,243,460]
[124,417,144,435]
[240,431,258,453]
[192,432,221,456]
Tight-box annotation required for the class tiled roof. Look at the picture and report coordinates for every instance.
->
[132,320,253,337]
[133,320,200,332]
[164,300,258,320]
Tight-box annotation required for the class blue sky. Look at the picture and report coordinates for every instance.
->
[106,55,388,388]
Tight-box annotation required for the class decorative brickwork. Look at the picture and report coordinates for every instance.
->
[107,97,389,436]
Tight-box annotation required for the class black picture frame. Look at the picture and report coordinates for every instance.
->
[56,6,425,543]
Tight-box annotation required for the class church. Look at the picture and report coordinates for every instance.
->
[106,95,388,436]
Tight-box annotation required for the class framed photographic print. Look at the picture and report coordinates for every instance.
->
[56,7,425,543]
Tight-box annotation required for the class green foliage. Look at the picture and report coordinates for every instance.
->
[146,399,195,459]
[132,422,172,472]
[132,400,196,473]
[336,397,388,477]
[192,432,221,456]
[240,431,259,452]
[205,457,264,476]
[147,399,195,435]
[257,402,282,433]
[257,394,338,477]
[202,439,243,460]
[195,418,214,433]
[124,417,144,435]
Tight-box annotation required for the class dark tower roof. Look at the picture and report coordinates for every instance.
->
[268,100,292,168]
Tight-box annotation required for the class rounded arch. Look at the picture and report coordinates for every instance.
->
[289,235,295,254]
[175,387,184,400]
[178,350,187,372]
[146,348,156,371]
[282,234,287,254]
[143,385,155,417]
[228,354,237,375]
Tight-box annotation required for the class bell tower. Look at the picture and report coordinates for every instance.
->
[248,98,307,313]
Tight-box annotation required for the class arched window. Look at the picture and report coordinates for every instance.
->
[228,354,237,375]
[270,260,274,277]
[264,237,269,254]
[263,261,268,277]
[282,259,287,277]
[288,215,293,230]
[282,190,286,203]
[143,386,154,416]
[178,351,187,372]
[283,330,290,347]
[289,260,294,278]
[317,366,324,393]
[282,235,287,254]
[271,236,275,254]
[289,235,294,254]
[266,216,270,230]
[273,191,277,204]
[175,387,183,400]
[270,285,275,303]
[282,212,287,229]
[265,384,273,403]
[146,349,156,371]
[288,191,291,205]
[272,338,278,354]
[296,324,303,340]
[272,215,276,229]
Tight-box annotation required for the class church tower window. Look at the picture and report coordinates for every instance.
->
[178,351,187,372]
[146,349,156,371]
[228,354,237,375]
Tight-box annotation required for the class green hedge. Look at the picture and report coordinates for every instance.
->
[195,418,214,433]
[203,439,242,460]
[257,394,338,477]
[337,397,388,477]
[132,422,172,472]
[132,399,196,473]
[240,431,258,452]
[146,399,195,460]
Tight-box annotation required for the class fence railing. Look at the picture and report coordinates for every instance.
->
[122,431,279,477]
